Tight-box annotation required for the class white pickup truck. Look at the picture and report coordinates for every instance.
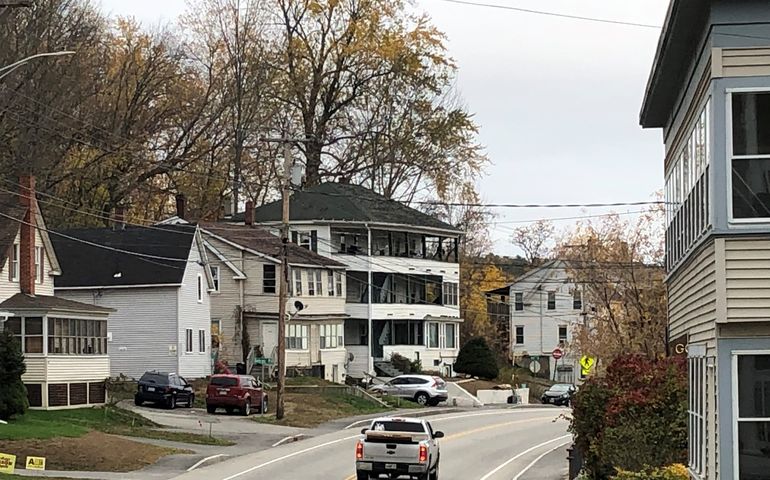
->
[355,417,443,480]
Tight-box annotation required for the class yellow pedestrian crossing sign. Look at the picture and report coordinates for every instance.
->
[26,456,46,470]
[580,356,596,377]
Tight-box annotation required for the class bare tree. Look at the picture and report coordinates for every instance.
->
[510,220,555,266]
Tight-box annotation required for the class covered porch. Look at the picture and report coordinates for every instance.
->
[0,293,113,409]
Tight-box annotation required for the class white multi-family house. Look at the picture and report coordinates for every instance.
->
[240,183,463,380]
[198,221,349,383]
[487,260,582,384]
[52,221,214,380]
[0,177,113,409]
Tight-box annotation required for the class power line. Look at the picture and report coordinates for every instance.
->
[430,0,662,29]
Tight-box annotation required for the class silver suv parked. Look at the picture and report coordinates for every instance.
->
[369,375,448,406]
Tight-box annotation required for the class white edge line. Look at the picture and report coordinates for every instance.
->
[343,407,462,429]
[344,407,565,430]
[221,435,359,480]
[511,440,573,480]
[272,434,306,447]
[478,434,572,480]
[187,454,226,472]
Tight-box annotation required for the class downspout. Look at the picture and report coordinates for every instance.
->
[240,249,245,362]
[366,224,373,375]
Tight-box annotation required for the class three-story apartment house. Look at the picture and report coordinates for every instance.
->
[640,1,770,477]
[199,220,349,383]
[244,183,463,380]
[0,177,113,409]
[487,261,582,383]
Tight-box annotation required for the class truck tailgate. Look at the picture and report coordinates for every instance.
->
[362,431,429,464]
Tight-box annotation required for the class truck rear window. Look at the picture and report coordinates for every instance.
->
[371,421,426,433]
[210,377,239,387]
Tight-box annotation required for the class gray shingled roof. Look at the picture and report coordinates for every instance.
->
[243,183,460,232]
[0,293,113,314]
[200,223,346,268]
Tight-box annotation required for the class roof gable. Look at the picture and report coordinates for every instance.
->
[52,225,197,288]
[246,183,460,233]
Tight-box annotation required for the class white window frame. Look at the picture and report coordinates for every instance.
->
[294,269,303,296]
[514,292,523,311]
[320,324,343,350]
[197,274,203,303]
[731,349,770,480]
[286,324,308,350]
[547,291,556,310]
[427,322,440,349]
[689,353,707,478]
[185,328,193,353]
[198,329,206,353]
[444,323,456,349]
[726,88,770,224]
[558,325,568,344]
[35,246,44,284]
[327,270,335,296]
[307,269,316,296]
[443,282,459,307]
[210,266,220,292]
[335,272,343,297]
[9,243,19,282]
[315,270,323,297]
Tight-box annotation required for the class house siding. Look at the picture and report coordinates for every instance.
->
[177,237,212,379]
[724,237,770,322]
[668,240,718,348]
[716,47,770,78]
[206,238,245,364]
[57,288,179,379]
[0,228,54,300]
[44,356,110,383]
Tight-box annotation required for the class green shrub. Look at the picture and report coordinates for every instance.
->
[390,353,414,374]
[570,355,687,479]
[0,330,28,420]
[454,337,499,379]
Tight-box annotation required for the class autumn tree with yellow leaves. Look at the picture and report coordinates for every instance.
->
[558,204,667,362]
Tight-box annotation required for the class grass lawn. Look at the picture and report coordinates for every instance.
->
[252,391,389,428]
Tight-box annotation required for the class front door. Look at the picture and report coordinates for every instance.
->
[261,322,278,361]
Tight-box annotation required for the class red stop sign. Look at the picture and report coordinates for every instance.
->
[552,348,564,360]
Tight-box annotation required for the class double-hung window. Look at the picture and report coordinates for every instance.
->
[547,291,556,310]
[9,244,19,282]
[35,246,44,284]
[308,270,316,296]
[210,266,220,292]
[573,289,582,310]
[443,283,459,306]
[327,271,335,296]
[198,330,206,353]
[734,353,770,480]
[294,269,303,296]
[444,324,456,349]
[514,292,524,311]
[515,326,525,345]
[263,264,276,294]
[315,271,323,297]
[428,323,439,349]
[286,324,308,350]
[185,329,194,353]
[558,326,568,345]
[320,324,343,349]
[335,272,343,297]
[730,92,770,220]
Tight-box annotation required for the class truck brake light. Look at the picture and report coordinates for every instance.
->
[356,440,364,460]
[419,444,428,463]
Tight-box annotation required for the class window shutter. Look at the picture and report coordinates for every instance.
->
[311,230,318,252]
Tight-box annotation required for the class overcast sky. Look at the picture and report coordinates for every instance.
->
[98,0,670,256]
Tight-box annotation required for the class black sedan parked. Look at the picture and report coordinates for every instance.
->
[134,371,194,409]
[541,384,576,406]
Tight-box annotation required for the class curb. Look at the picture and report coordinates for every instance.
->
[272,433,309,447]
[186,453,230,472]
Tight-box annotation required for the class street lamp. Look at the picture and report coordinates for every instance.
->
[0,51,75,81]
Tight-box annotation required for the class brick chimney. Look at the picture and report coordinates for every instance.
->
[18,175,36,295]
[244,200,254,226]
[175,194,186,220]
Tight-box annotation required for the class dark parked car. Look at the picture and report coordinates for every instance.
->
[134,371,194,409]
[541,384,576,406]
[206,374,267,416]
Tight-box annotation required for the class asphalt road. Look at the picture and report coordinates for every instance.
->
[171,407,571,480]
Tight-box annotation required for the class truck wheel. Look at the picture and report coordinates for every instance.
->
[134,397,143,406]
[242,400,251,416]
[431,463,440,480]
[167,395,177,409]
[415,392,430,406]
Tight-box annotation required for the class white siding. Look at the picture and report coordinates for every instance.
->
[57,287,179,380]
[346,345,369,379]
[177,237,212,379]
[382,345,457,376]
[319,349,347,382]
[0,228,54,301]
[45,356,110,382]
[22,357,46,383]
[336,254,460,283]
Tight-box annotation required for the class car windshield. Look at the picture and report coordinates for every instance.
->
[139,373,168,384]
[210,377,238,387]
[371,421,426,433]
[551,384,572,392]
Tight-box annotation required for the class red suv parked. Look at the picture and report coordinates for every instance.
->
[206,374,267,416]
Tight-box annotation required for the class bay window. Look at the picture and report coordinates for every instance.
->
[286,324,308,350]
[315,271,323,296]
[308,270,316,296]
[320,324,343,349]
[328,271,335,296]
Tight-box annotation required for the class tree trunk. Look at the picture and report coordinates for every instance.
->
[304,140,323,186]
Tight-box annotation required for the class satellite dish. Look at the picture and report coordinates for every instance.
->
[294,301,305,311]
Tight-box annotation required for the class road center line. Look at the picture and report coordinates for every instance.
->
[221,434,359,480]
[511,440,573,480]
[478,435,572,480]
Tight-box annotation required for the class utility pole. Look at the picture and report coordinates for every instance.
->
[260,135,311,420]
